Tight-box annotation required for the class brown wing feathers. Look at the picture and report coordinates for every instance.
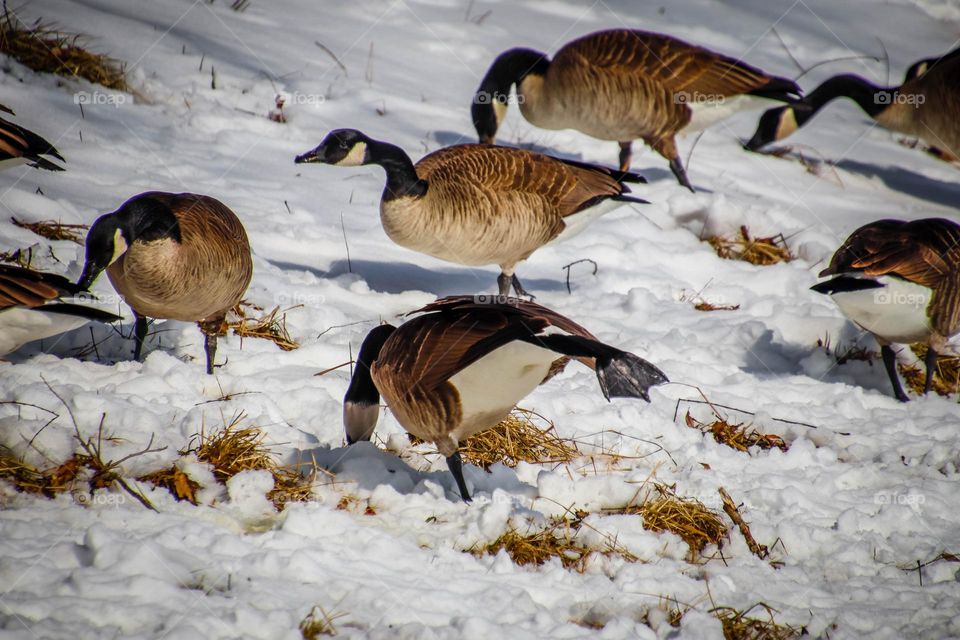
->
[0,265,80,309]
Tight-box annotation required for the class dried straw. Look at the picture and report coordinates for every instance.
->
[708,226,793,266]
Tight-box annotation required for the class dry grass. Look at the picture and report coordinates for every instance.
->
[299,606,343,639]
[684,412,788,453]
[138,465,201,505]
[694,301,740,312]
[408,407,580,470]
[461,408,580,469]
[335,494,376,516]
[606,484,727,561]
[899,343,960,397]
[0,447,82,496]
[711,604,804,640]
[0,7,127,91]
[816,334,877,365]
[11,217,88,244]
[0,246,32,266]
[708,226,793,266]
[184,415,313,509]
[470,513,636,572]
[230,301,299,351]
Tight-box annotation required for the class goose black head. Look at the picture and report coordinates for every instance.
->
[295,129,372,167]
[471,48,549,145]
[78,193,182,289]
[744,104,807,151]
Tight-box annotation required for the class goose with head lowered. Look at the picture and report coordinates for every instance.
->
[746,48,960,160]
[78,192,253,374]
[295,129,646,298]
[0,264,120,356]
[471,29,801,191]
[0,104,64,171]
[811,218,960,402]
[342,295,668,502]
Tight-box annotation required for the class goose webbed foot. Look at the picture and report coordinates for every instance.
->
[496,273,535,300]
[881,345,910,402]
[446,451,472,502]
[669,157,695,193]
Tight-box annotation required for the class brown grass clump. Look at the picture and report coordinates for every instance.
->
[0,246,32,266]
[817,334,877,365]
[708,226,793,266]
[138,466,200,505]
[899,343,960,397]
[684,412,788,453]
[230,302,299,351]
[694,301,740,312]
[606,484,727,561]
[11,217,88,244]
[178,414,313,509]
[470,514,636,572]
[336,494,376,516]
[299,606,343,639]
[0,7,128,91]
[711,604,804,640]
[0,447,82,496]
[460,408,580,469]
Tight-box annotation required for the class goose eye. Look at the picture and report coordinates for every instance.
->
[339,141,349,150]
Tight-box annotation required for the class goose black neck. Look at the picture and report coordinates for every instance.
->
[366,140,427,201]
[802,74,894,121]
[344,324,397,406]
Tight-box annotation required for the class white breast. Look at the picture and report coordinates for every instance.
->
[829,276,933,344]
[548,198,626,245]
[684,95,778,133]
[0,308,94,355]
[448,339,560,440]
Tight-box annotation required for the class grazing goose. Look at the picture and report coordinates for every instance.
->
[343,295,668,502]
[746,48,960,160]
[471,29,801,191]
[0,105,65,171]
[295,129,646,298]
[0,264,120,356]
[811,218,960,402]
[78,192,253,374]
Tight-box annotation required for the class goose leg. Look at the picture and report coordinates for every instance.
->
[497,272,512,298]
[923,345,938,395]
[669,156,695,193]
[880,345,909,402]
[446,451,472,502]
[133,313,148,361]
[198,315,226,375]
[511,274,534,300]
[618,141,632,172]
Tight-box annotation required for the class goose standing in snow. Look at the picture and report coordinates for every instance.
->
[78,192,253,374]
[295,129,646,298]
[471,29,801,191]
[0,264,119,356]
[746,48,960,160]
[812,218,960,401]
[342,295,668,502]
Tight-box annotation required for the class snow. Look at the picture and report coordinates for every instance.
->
[1,0,960,638]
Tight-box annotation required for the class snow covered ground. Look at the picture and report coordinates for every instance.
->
[1,0,959,637]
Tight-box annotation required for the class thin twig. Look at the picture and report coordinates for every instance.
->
[718,487,768,560]
[562,258,598,294]
[314,40,347,75]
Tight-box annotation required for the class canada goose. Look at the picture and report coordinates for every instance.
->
[471,29,801,191]
[295,129,646,298]
[746,48,960,160]
[0,105,64,171]
[78,192,253,374]
[343,295,668,501]
[811,218,960,402]
[0,264,120,355]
